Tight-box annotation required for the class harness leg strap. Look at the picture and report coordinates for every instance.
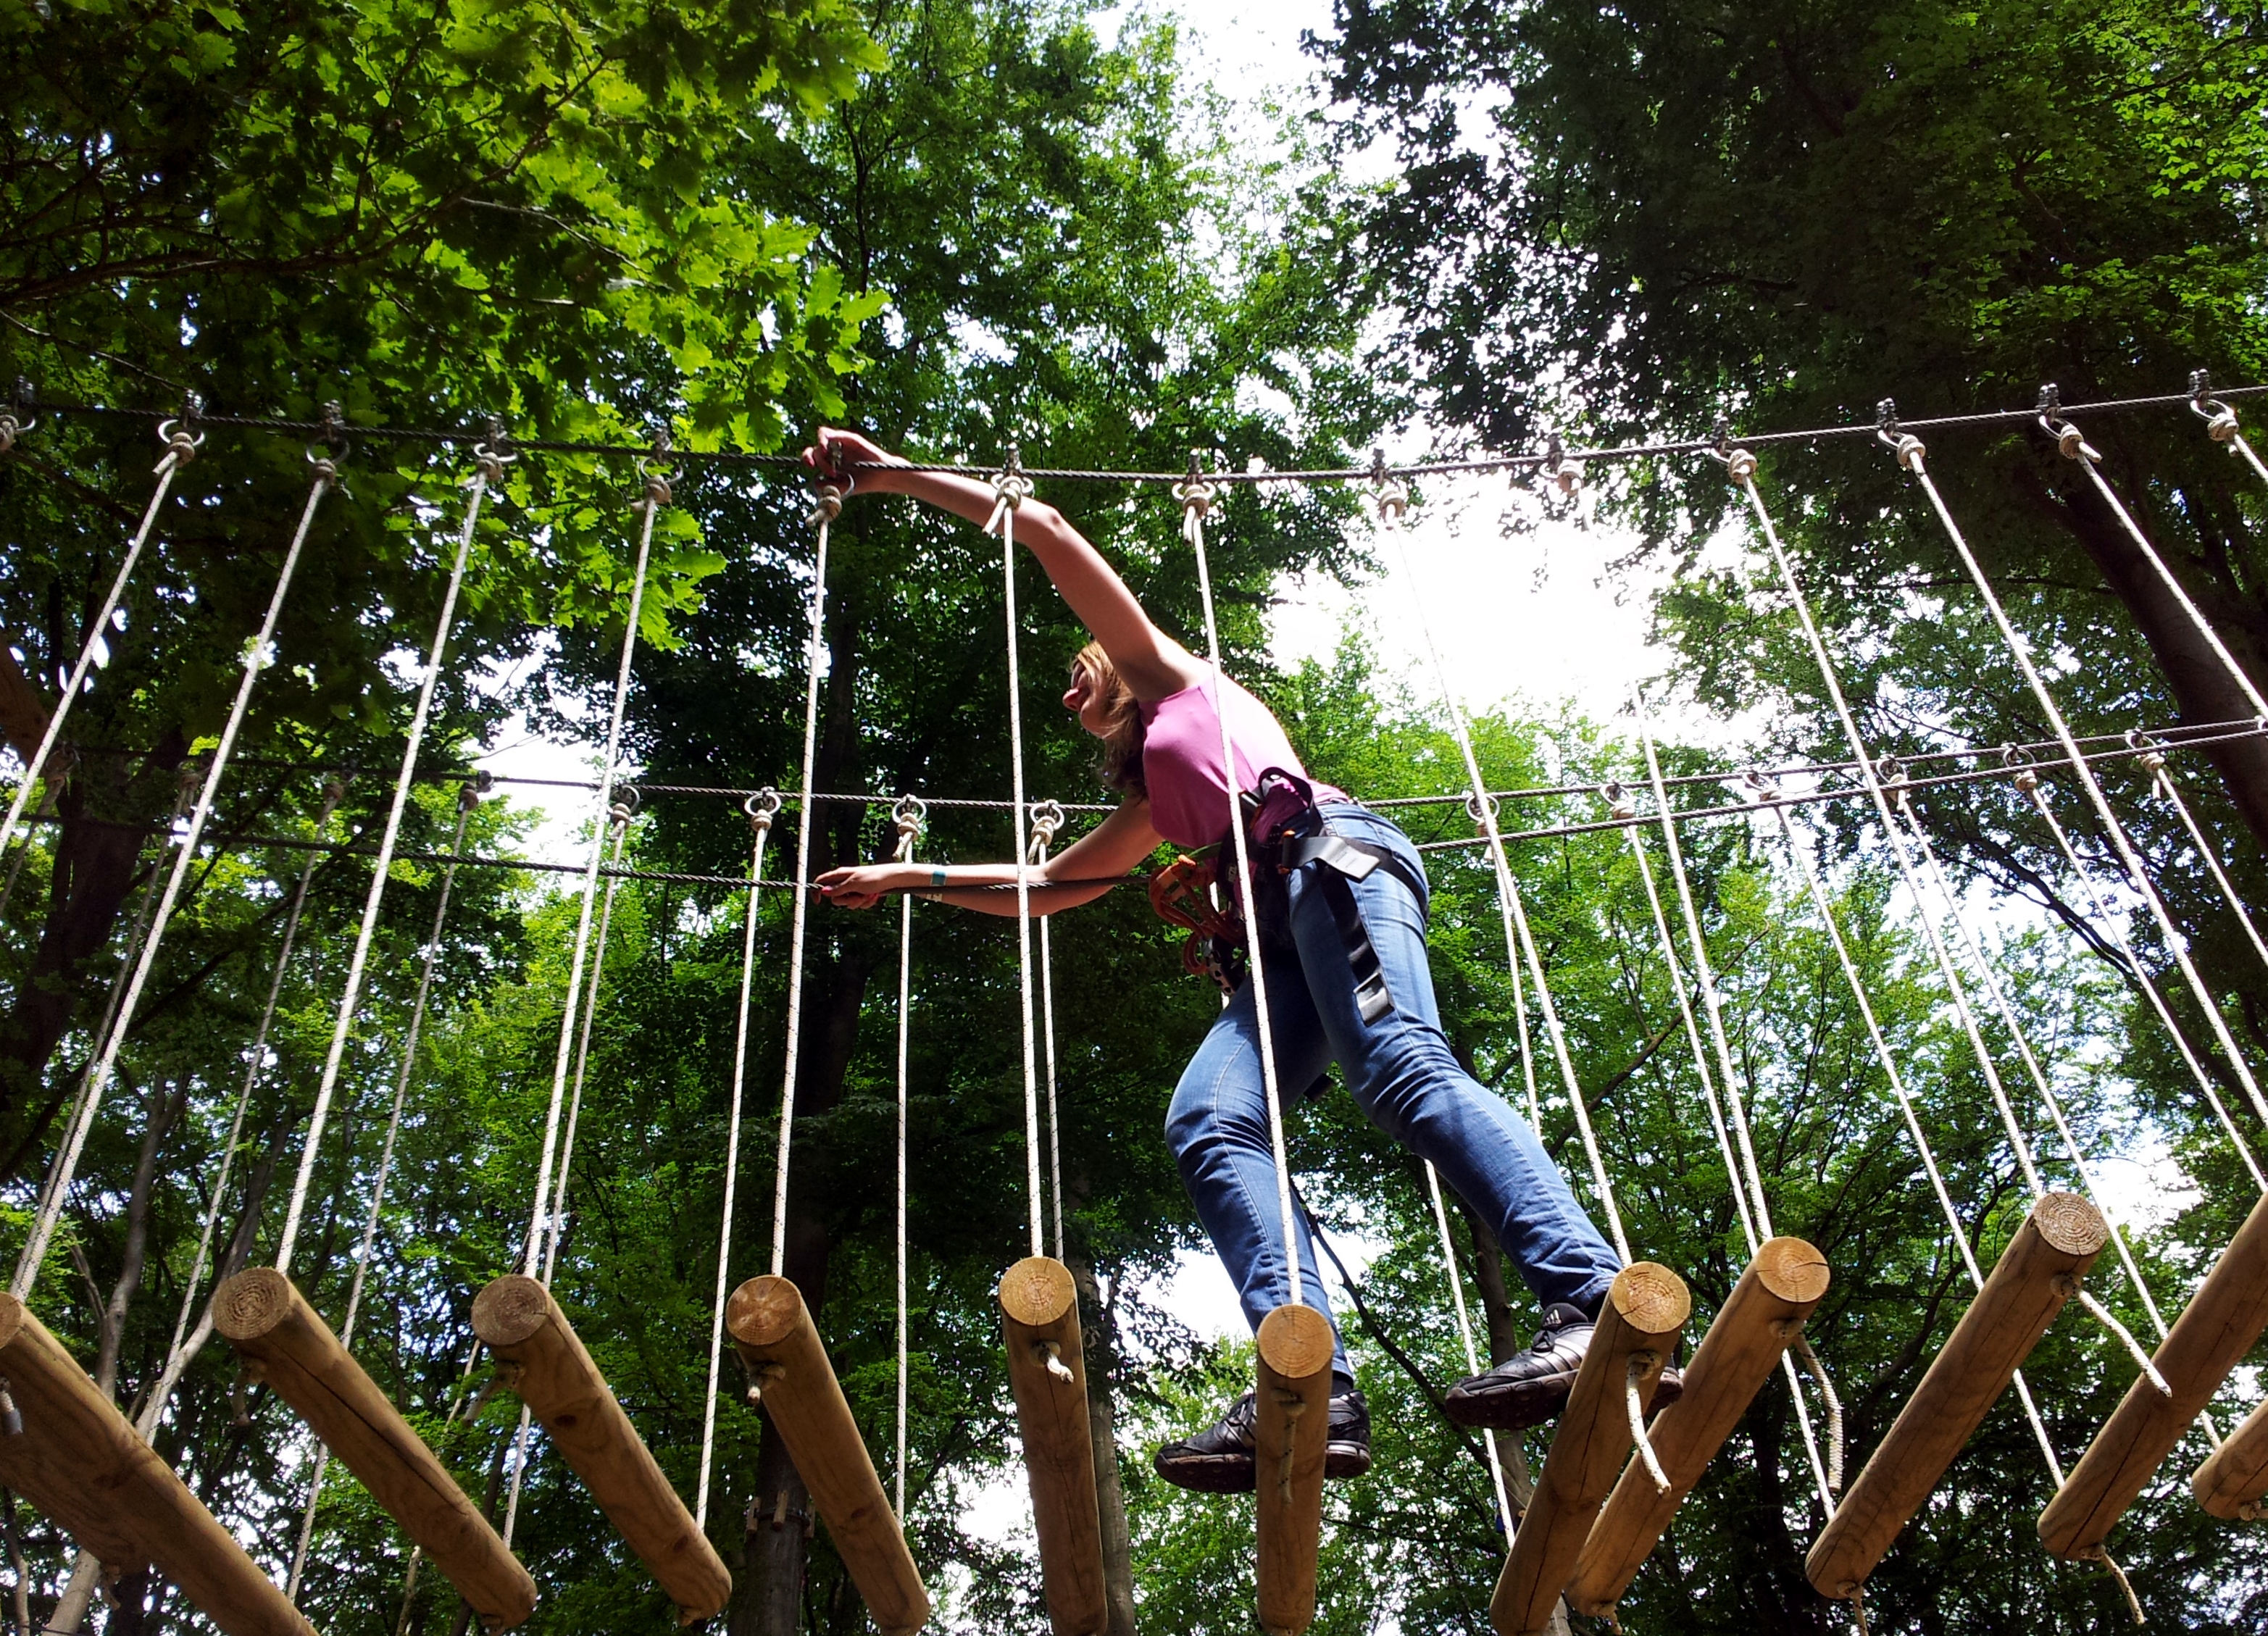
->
[1277,834,1428,1027]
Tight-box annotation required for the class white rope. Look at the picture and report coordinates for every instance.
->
[2046,413,2268,719]
[1630,704,1778,1240]
[0,421,198,863]
[770,484,836,1278]
[696,793,778,1529]
[525,462,665,1280]
[986,467,1047,1260]
[2151,755,2268,985]
[2022,773,2267,1190]
[1892,435,2268,1145]
[12,459,335,1298]
[287,792,480,1595]
[891,794,923,1522]
[1373,480,1622,1254]
[276,451,499,1272]
[1178,469,1301,1301]
[1894,788,2185,1353]
[1030,801,1067,1260]
[1422,1162,1513,1534]
[1761,793,2067,1480]
[1614,761,1840,1527]
[540,811,633,1285]
[138,779,343,1439]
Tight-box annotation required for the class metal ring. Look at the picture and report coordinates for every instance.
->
[746,788,784,819]
[1464,789,1501,826]
[892,792,927,830]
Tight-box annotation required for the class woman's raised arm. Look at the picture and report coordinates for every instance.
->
[806,428,1206,703]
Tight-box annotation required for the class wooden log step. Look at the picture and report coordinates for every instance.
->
[0,1293,316,1636]
[1254,1303,1335,1636]
[472,1275,730,1623]
[1492,1263,1690,1636]
[2041,1183,2268,1555]
[996,1257,1105,1636]
[1569,1238,1830,1617]
[729,1274,930,1636]
[2193,1393,2268,1521]
[1809,1191,2106,1599]
[216,1269,536,1630]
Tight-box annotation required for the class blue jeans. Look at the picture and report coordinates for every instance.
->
[1164,804,1623,1377]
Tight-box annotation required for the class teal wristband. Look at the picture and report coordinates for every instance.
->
[930,867,948,888]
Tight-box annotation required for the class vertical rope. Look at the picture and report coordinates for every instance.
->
[771,483,837,1279]
[987,464,1047,1261]
[1759,791,2067,1480]
[137,777,342,1437]
[0,420,198,864]
[288,791,480,1595]
[276,448,501,1272]
[2020,769,2267,1190]
[525,459,666,1280]
[696,793,778,1529]
[890,794,923,1523]
[541,809,634,1284]
[1890,434,2268,1147]
[1422,1162,1513,1534]
[1372,479,1619,1250]
[1030,801,1067,1261]
[2150,754,2268,985]
[1630,702,1778,1239]
[12,459,335,1298]
[1177,465,1301,1302]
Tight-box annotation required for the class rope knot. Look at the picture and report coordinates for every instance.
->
[459,770,493,812]
[154,417,203,472]
[1175,451,1217,527]
[0,412,17,456]
[644,470,674,508]
[1602,780,1637,822]
[746,788,783,835]
[1375,477,1411,522]
[808,482,843,525]
[1027,797,1063,861]
[1720,446,1759,482]
[991,470,1033,511]
[2043,414,2101,463]
[306,452,341,490]
[473,441,514,486]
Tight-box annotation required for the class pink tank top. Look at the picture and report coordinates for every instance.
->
[1138,669,1346,848]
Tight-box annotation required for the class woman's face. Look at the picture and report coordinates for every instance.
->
[1062,661,1112,738]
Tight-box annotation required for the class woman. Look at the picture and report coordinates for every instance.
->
[806,428,1655,1495]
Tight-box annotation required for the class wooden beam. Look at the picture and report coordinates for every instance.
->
[728,1275,930,1636]
[472,1276,730,1624]
[1254,1302,1334,1636]
[1569,1238,1829,1617]
[2193,1394,2268,1521]
[0,1294,316,1636]
[1492,1264,1690,1636]
[2041,1183,2268,1554]
[1809,1191,2106,1599]
[216,1269,535,1630]
[996,1257,1106,1636]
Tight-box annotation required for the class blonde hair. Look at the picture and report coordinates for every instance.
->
[1072,642,1147,795]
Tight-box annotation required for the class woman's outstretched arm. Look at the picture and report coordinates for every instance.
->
[816,797,1164,919]
[806,427,1206,703]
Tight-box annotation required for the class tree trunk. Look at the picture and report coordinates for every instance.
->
[0,738,184,1142]
[1067,1252,1137,1636]
[730,569,880,1636]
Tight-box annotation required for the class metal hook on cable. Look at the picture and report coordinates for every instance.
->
[638,427,678,509]
[1706,418,1759,481]
[459,769,494,812]
[2000,741,2043,792]
[1602,779,1637,822]
[746,788,783,835]
[473,414,517,487]
[2190,368,2241,445]
[1875,398,1927,472]
[1369,446,1411,522]
[1464,788,1502,828]
[1174,448,1217,533]
[0,378,35,455]
[2036,383,2101,463]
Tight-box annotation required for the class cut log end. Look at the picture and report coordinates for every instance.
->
[1256,1303,1336,1384]
[1607,1263,1692,1340]
[0,1293,24,1351]
[727,1275,809,1350]
[997,1256,1077,1330]
[2030,1191,2109,1259]
[211,1267,297,1343]
[1754,1238,1833,1308]
[470,1275,556,1350]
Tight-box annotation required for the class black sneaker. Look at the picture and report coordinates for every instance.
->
[1441,1303,1686,1430]
[1152,1387,1373,1493]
